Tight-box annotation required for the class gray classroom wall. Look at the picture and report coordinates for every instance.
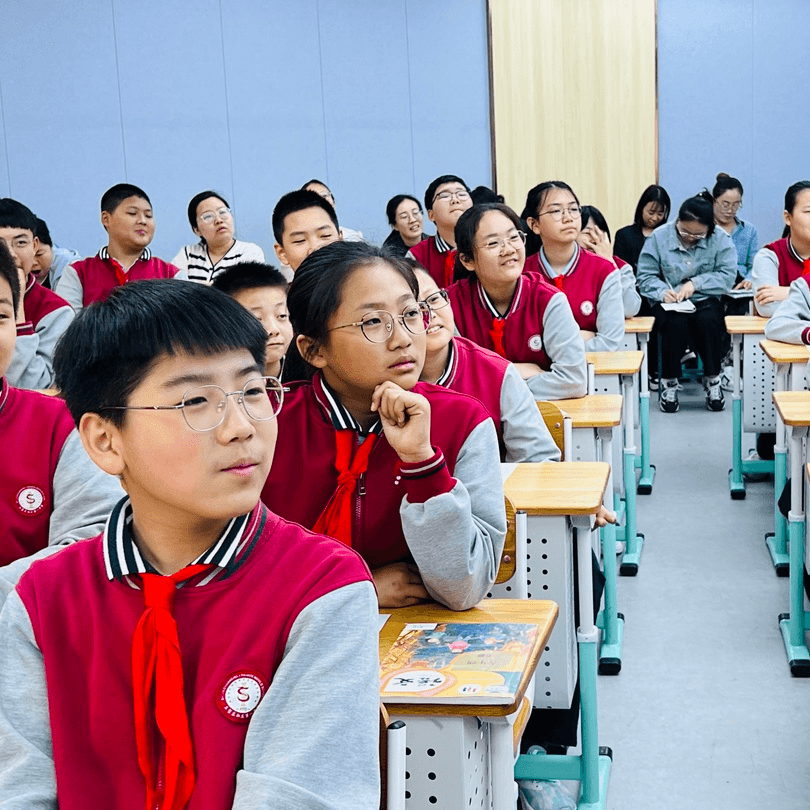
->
[0,0,491,261]
[2,1,809,263]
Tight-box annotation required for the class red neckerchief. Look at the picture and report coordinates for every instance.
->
[312,431,378,546]
[109,256,129,286]
[552,275,564,291]
[489,319,507,359]
[443,250,457,287]
[803,258,810,278]
[131,564,213,810]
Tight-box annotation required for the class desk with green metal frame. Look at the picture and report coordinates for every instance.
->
[624,317,656,494]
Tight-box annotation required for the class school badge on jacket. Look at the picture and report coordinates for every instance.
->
[528,334,544,352]
[15,486,47,516]
[580,300,594,316]
[217,670,268,722]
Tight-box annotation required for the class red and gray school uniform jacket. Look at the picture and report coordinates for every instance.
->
[764,275,810,387]
[407,234,457,288]
[6,275,74,390]
[447,272,587,401]
[436,336,560,463]
[0,377,123,573]
[525,245,625,351]
[262,374,506,611]
[0,498,380,809]
[752,238,810,317]
[55,246,186,309]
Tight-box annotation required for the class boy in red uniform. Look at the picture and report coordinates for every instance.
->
[272,189,342,274]
[0,198,74,389]
[0,279,380,809]
[56,183,185,309]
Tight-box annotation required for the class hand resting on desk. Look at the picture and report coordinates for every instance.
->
[373,562,431,608]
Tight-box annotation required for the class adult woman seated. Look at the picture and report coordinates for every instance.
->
[382,194,427,257]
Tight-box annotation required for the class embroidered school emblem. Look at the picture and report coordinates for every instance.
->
[580,300,594,316]
[528,334,543,352]
[216,670,268,723]
[15,486,46,517]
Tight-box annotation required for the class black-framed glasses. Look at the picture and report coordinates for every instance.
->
[199,207,232,225]
[103,376,283,432]
[421,290,450,312]
[433,189,471,204]
[329,302,431,343]
[537,205,581,222]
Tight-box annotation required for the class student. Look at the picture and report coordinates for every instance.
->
[751,180,810,317]
[521,182,625,352]
[613,184,671,270]
[408,174,473,287]
[302,179,363,241]
[637,191,737,413]
[0,239,121,580]
[171,190,265,284]
[212,262,293,380]
[32,217,80,289]
[447,203,588,401]
[577,205,641,318]
[272,189,342,274]
[713,173,758,293]
[56,183,185,309]
[0,279,380,808]
[382,194,427,257]
[262,240,506,611]
[414,264,560,463]
[0,198,74,389]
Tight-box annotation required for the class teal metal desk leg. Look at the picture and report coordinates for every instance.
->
[635,332,656,494]
[728,334,746,499]
[515,515,613,809]
[619,375,643,576]
[767,364,790,575]
[778,425,810,675]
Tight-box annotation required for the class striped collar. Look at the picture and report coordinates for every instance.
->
[103,496,262,586]
[539,244,580,278]
[477,275,524,319]
[98,246,152,262]
[312,373,383,436]
[434,234,453,253]
[788,238,808,264]
[435,339,457,387]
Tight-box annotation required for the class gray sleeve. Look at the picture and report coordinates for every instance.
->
[764,278,810,344]
[526,294,588,400]
[0,591,57,808]
[53,264,84,311]
[50,431,124,546]
[584,270,626,352]
[619,260,641,317]
[500,364,560,463]
[5,307,74,390]
[636,233,668,303]
[234,582,379,810]
[401,419,506,611]
[170,248,189,272]
[751,247,781,317]
[690,234,737,297]
[0,547,70,611]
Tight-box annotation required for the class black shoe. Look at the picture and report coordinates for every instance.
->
[660,379,680,413]
[705,376,725,411]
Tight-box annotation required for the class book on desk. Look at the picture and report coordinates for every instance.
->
[380,621,537,705]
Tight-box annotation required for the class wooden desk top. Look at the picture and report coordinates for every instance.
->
[550,394,622,428]
[379,599,558,717]
[725,315,768,334]
[503,461,609,515]
[586,350,643,375]
[624,316,654,333]
[760,339,810,364]
[772,391,810,426]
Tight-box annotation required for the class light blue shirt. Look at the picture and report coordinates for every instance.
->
[726,218,758,281]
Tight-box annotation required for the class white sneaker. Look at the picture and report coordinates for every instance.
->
[705,375,725,411]
[660,378,681,413]
[720,366,734,392]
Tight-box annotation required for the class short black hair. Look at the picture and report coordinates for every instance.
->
[301,178,332,197]
[386,194,422,226]
[53,279,267,428]
[632,185,671,229]
[0,198,37,234]
[424,175,470,212]
[187,190,229,232]
[712,173,743,200]
[0,239,21,313]
[34,217,53,247]
[211,262,288,297]
[100,183,151,214]
[454,203,525,282]
[580,205,611,241]
[272,190,339,244]
[470,186,504,205]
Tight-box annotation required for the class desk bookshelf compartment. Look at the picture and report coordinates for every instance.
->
[391,714,491,810]
[743,333,777,432]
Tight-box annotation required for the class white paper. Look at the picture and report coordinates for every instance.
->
[661,300,696,313]
[379,614,390,631]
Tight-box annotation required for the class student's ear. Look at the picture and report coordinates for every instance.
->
[784,210,792,228]
[295,335,328,370]
[193,227,201,238]
[78,412,127,477]
[274,242,289,267]
[458,251,477,274]
[338,229,345,241]
[427,209,437,225]
[526,217,542,236]
[100,210,111,233]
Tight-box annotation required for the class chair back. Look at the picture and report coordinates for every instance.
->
[537,401,569,460]
[495,495,518,585]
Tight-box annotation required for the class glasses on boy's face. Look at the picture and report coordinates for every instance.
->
[537,205,581,222]
[479,231,527,255]
[198,207,232,225]
[433,189,471,204]
[421,290,450,312]
[104,376,284,432]
[329,302,431,344]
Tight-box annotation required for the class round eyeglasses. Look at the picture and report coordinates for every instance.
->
[329,302,431,344]
[199,207,232,225]
[479,231,527,254]
[716,200,742,212]
[433,189,471,204]
[103,376,284,432]
[537,205,581,222]
[676,226,707,242]
[421,290,450,311]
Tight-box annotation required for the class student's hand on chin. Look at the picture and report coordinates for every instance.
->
[371,381,433,464]
[373,562,431,608]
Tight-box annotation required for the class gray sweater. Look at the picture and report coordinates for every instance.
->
[763,276,810,387]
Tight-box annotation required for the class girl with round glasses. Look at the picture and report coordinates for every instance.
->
[522,181,625,352]
[171,190,265,284]
[712,173,758,300]
[447,203,587,401]
[637,192,737,413]
[262,240,505,611]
